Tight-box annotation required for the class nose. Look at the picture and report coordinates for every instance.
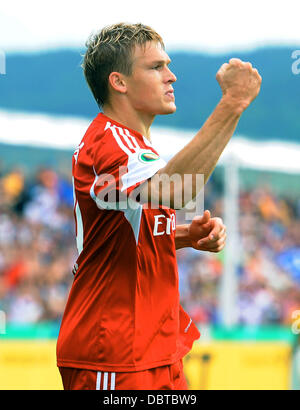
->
[166,66,177,83]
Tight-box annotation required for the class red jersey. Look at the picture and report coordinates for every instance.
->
[56,113,200,372]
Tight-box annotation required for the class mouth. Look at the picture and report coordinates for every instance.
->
[165,89,175,100]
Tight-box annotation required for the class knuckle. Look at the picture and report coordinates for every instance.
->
[229,58,241,65]
[244,62,252,69]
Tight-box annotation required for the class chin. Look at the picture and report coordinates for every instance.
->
[160,103,177,115]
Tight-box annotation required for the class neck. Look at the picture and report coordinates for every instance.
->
[103,103,154,142]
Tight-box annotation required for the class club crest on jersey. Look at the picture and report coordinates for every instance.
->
[138,151,160,163]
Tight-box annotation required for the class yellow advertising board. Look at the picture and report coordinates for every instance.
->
[0,340,62,390]
[0,340,292,390]
[183,341,292,390]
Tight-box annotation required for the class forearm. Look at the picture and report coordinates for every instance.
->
[161,97,241,183]
[139,96,242,208]
[137,58,261,209]
[175,224,191,250]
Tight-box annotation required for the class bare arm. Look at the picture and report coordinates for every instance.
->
[174,224,191,249]
[161,96,241,183]
[138,59,262,208]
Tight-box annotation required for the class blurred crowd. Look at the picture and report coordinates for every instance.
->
[0,165,300,328]
[178,180,300,327]
[0,167,76,324]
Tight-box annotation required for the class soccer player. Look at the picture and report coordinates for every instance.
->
[56,23,261,390]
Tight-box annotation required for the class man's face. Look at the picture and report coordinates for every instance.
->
[124,41,177,116]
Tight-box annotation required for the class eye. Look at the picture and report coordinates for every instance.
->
[152,64,162,70]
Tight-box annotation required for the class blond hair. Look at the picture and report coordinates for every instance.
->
[82,23,164,107]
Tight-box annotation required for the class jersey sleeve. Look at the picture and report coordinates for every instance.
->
[90,126,166,210]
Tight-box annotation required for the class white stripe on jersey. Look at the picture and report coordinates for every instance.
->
[90,166,128,210]
[116,126,136,151]
[99,122,167,195]
[123,203,143,244]
[184,318,193,333]
[72,176,84,255]
[124,128,141,150]
[75,201,84,255]
[105,122,134,156]
[142,135,154,148]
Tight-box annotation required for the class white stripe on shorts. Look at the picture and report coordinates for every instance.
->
[96,371,101,390]
[103,372,108,390]
[96,371,116,390]
[111,372,116,390]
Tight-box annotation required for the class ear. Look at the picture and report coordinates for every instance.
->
[108,72,127,94]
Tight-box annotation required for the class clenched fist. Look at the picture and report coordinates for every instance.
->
[188,210,226,252]
[216,58,262,114]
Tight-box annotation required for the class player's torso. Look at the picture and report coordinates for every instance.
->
[57,114,181,370]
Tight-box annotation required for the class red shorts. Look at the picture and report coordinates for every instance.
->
[59,359,188,390]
